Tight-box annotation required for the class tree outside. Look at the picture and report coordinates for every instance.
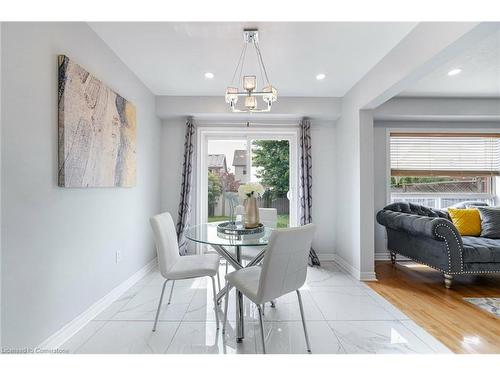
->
[252,140,289,198]
[252,140,290,228]
[208,171,222,216]
[216,170,240,193]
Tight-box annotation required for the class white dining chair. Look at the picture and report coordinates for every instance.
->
[149,212,221,332]
[222,224,316,354]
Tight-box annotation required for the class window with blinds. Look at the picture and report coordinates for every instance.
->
[390,133,500,177]
[390,133,498,207]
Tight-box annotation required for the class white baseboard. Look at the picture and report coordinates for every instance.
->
[317,253,335,262]
[332,254,378,281]
[38,257,157,350]
[375,251,392,261]
[359,271,378,281]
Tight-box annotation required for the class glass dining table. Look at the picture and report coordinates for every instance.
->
[185,222,274,342]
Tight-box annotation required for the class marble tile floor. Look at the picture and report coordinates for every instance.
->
[61,261,452,354]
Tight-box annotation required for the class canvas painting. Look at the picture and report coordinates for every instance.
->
[58,55,136,187]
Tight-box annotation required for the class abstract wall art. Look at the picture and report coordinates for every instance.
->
[58,55,136,187]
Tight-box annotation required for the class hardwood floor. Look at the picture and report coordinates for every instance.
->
[366,261,500,354]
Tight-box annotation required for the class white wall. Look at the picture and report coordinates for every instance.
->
[373,120,500,258]
[310,122,336,257]
[160,119,336,257]
[1,22,161,348]
[156,96,342,121]
[373,126,389,257]
[375,97,500,122]
[160,118,185,224]
[333,99,362,272]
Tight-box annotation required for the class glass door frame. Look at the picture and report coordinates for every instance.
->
[196,125,299,238]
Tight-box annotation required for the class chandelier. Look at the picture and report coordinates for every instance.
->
[225,29,278,113]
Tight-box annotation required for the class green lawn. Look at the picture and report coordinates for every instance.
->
[207,216,229,223]
[207,214,289,228]
[277,214,289,228]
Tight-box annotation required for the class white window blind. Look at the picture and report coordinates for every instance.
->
[390,133,500,176]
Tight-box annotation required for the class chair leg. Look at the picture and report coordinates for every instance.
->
[152,279,169,332]
[225,261,228,275]
[211,276,220,329]
[167,280,175,304]
[296,290,312,353]
[257,304,266,354]
[222,283,230,334]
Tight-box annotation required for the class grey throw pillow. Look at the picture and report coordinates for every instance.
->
[477,206,500,238]
[464,202,489,208]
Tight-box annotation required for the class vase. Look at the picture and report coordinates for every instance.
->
[244,197,260,229]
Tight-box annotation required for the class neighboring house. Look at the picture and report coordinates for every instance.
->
[208,154,227,174]
[232,149,248,183]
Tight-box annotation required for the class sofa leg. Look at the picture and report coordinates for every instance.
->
[444,274,453,289]
[390,252,396,265]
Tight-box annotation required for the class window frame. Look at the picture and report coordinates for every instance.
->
[385,128,500,209]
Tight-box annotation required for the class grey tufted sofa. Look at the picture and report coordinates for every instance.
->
[376,202,500,288]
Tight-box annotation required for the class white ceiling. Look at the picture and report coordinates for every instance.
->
[89,22,416,97]
[401,29,500,98]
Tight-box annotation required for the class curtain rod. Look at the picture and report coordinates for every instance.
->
[193,120,301,127]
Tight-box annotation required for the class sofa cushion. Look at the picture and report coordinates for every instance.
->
[448,208,481,236]
[450,201,489,209]
[477,206,500,239]
[462,236,500,263]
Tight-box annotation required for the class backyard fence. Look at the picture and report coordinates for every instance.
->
[258,196,289,214]
[211,195,289,216]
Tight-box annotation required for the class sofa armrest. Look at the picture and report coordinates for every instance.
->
[376,210,464,272]
[377,211,448,239]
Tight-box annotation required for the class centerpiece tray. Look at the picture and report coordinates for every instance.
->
[217,221,264,236]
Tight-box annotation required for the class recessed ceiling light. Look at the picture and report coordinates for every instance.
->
[316,73,326,80]
[447,68,462,76]
[204,72,214,79]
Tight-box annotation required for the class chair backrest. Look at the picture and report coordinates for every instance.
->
[259,208,278,228]
[149,212,180,278]
[257,224,316,303]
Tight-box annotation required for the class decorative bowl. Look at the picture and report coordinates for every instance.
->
[217,221,264,236]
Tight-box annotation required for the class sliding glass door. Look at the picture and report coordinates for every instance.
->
[197,126,298,231]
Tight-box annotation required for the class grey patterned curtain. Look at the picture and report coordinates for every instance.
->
[176,117,195,255]
[299,118,321,266]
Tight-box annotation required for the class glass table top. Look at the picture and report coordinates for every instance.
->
[185,222,274,247]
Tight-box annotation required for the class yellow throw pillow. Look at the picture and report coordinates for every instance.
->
[448,208,481,236]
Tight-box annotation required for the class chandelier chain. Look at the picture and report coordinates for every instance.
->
[230,43,246,86]
[255,42,271,85]
[237,43,248,88]
[256,43,266,89]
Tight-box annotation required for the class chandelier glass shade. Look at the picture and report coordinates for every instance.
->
[225,30,278,113]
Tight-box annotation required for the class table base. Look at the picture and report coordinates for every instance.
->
[211,244,265,342]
